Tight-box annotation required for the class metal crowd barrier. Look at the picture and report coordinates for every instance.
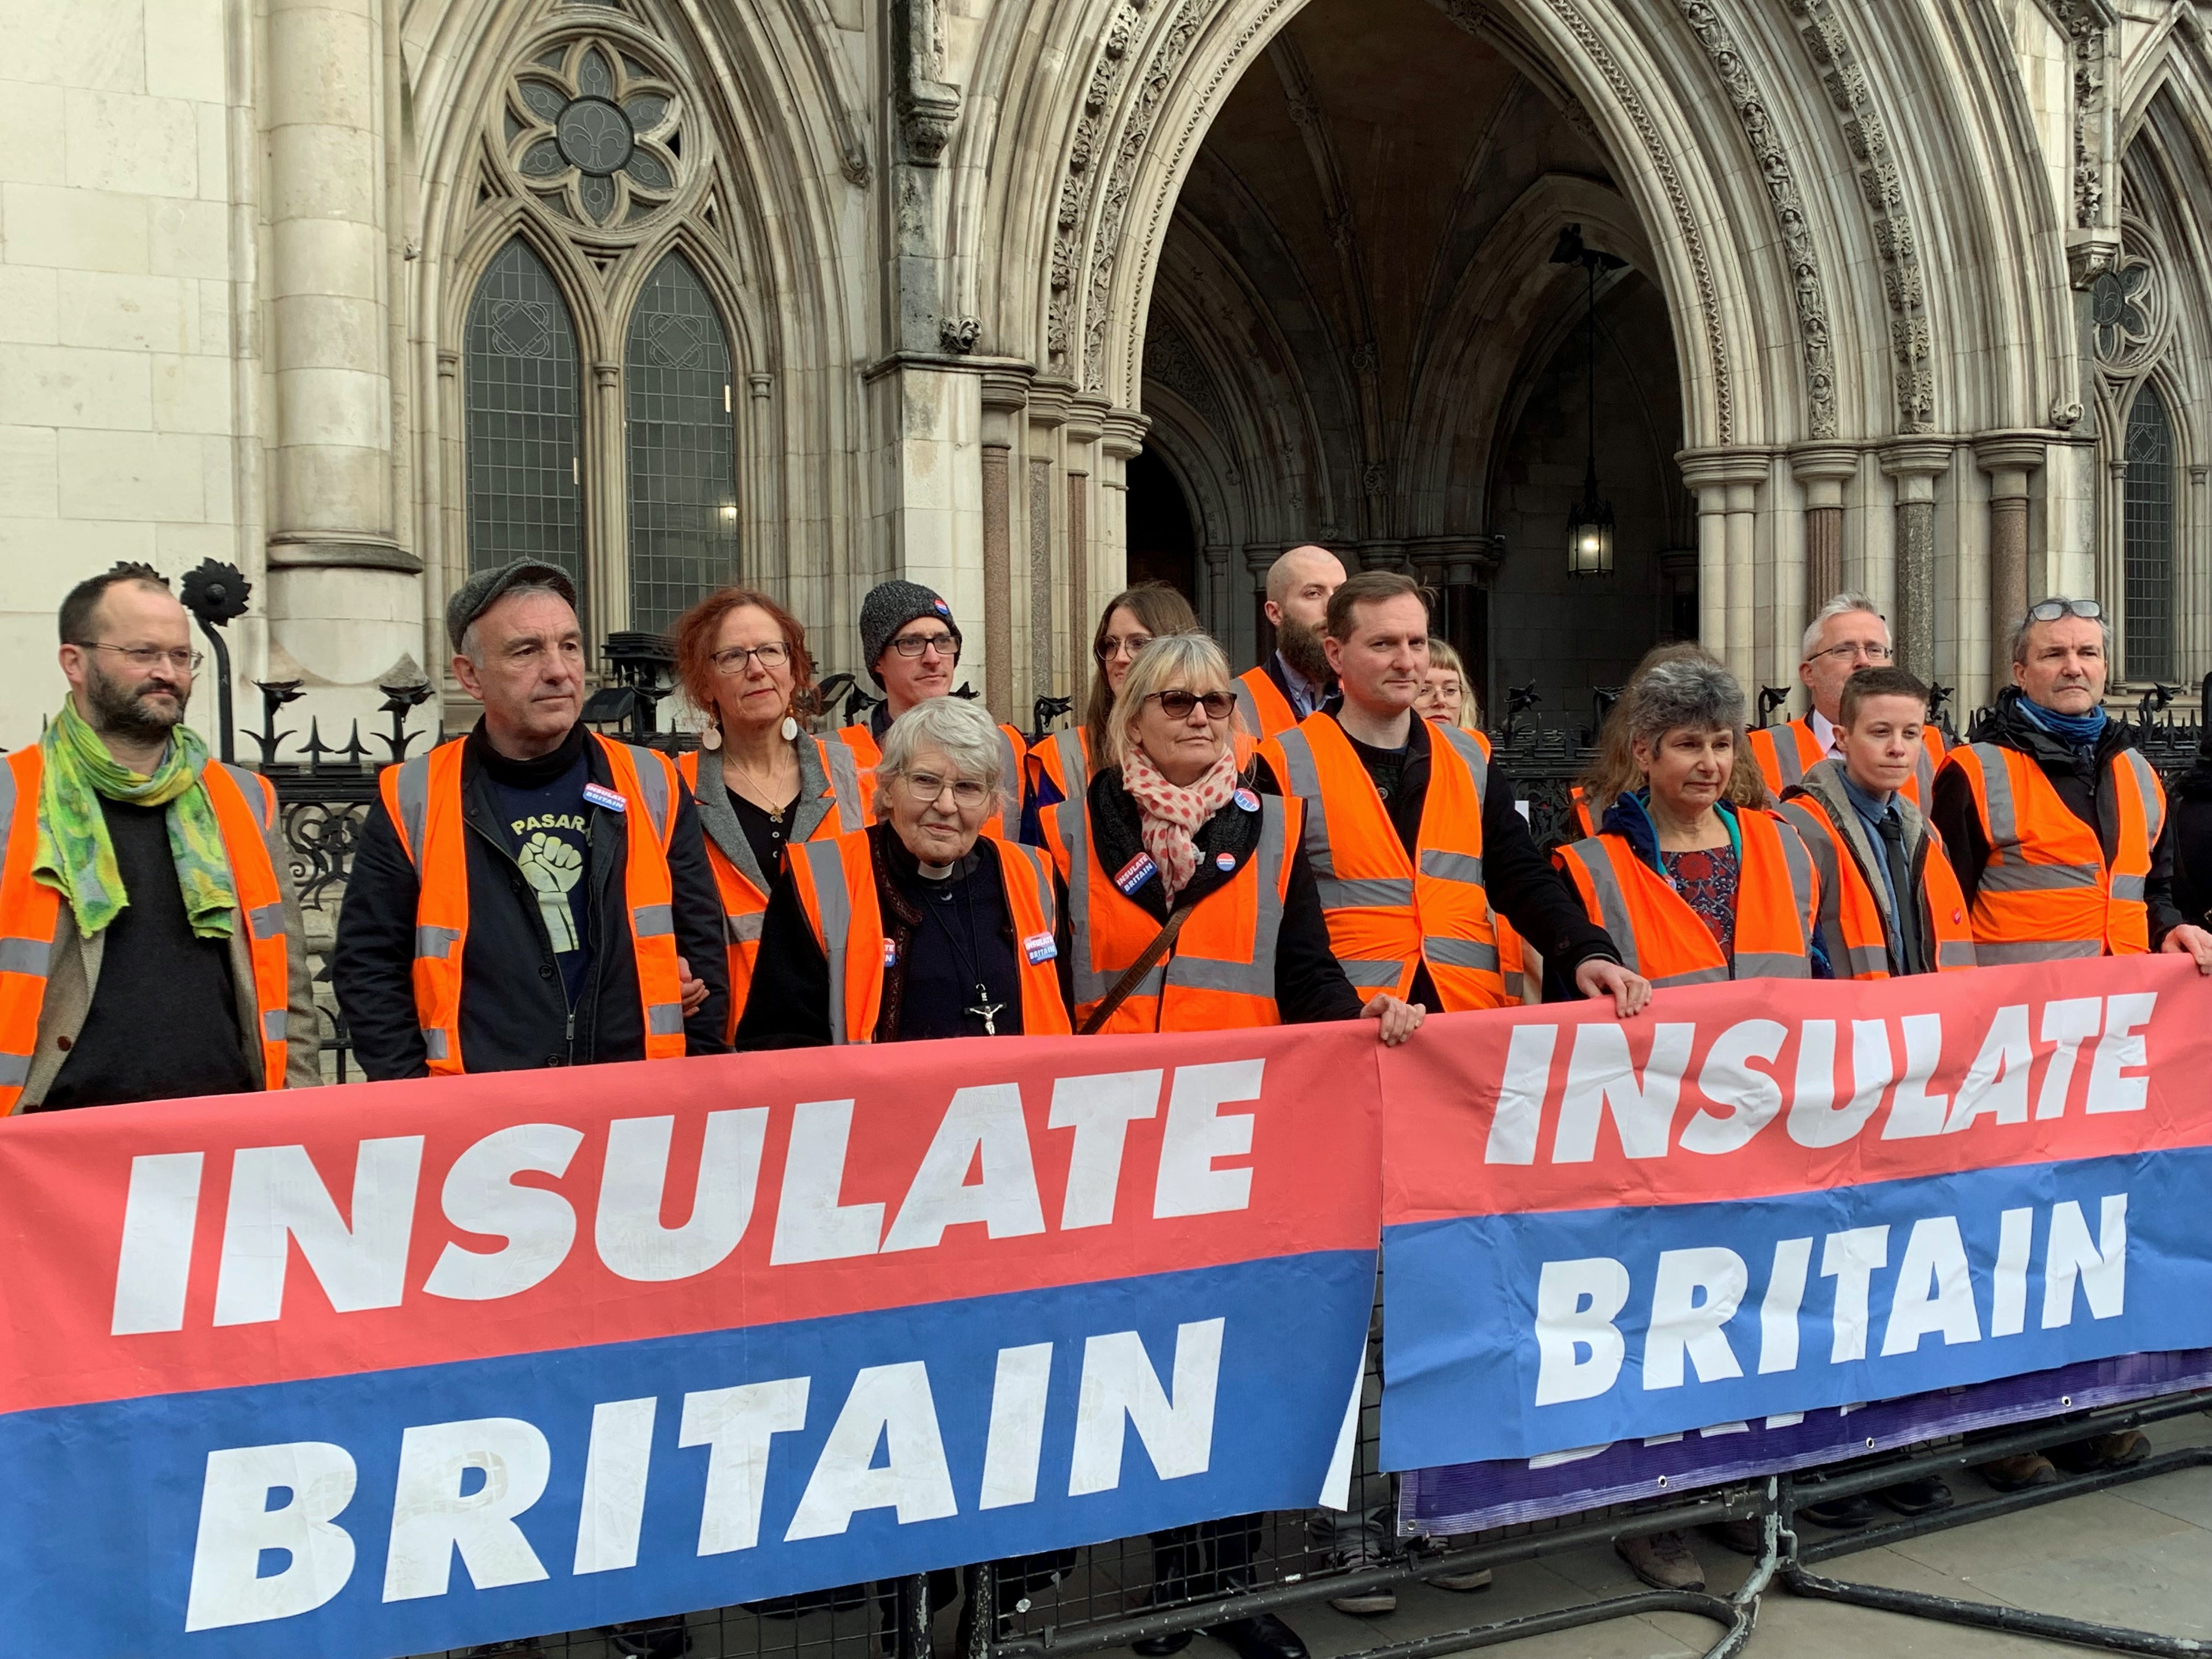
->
[411,1365,2211,1659]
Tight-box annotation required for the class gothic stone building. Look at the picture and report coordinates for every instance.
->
[3,0,2209,750]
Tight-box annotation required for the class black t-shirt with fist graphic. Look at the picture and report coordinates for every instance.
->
[481,725,595,1007]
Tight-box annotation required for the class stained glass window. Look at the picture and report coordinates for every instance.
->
[465,239,586,615]
[624,252,738,635]
[2124,383,2173,684]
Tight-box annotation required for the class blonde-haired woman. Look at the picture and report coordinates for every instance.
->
[1041,632,1419,1040]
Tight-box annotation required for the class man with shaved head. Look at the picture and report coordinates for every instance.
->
[1233,544,1346,738]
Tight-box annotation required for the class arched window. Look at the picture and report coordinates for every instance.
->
[465,240,586,610]
[625,252,738,634]
[2124,382,2174,684]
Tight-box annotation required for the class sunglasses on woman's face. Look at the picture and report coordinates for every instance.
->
[1145,689,1234,721]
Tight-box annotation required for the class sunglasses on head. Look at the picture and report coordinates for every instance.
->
[2025,598,2103,623]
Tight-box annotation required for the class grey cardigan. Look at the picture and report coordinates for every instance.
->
[18,771,323,1107]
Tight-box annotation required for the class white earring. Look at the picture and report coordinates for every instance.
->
[700,721,722,752]
[780,714,801,743]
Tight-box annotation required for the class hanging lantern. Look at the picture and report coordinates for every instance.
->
[1552,225,1620,578]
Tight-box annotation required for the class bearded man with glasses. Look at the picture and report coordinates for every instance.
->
[1748,591,1948,802]
[0,562,318,1112]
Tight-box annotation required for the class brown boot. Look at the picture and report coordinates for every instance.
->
[1975,1452,2058,1492]
[1615,1529,1705,1592]
[2048,1430,2151,1473]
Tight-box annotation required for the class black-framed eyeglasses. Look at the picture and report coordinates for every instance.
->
[75,641,203,672]
[1096,632,1155,661]
[900,770,992,808]
[888,631,958,658]
[712,641,791,674]
[1145,689,1235,721]
[2026,598,2104,624]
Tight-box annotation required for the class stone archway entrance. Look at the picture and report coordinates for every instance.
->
[1131,0,1692,719]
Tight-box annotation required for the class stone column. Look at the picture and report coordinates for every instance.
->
[1100,407,1150,604]
[1678,449,1773,686]
[591,361,626,634]
[867,360,987,692]
[1789,444,1859,610]
[979,371,1030,721]
[1063,395,1107,703]
[1878,441,1953,682]
[2190,464,2211,686]
[1026,379,1071,704]
[1243,544,1279,671]
[265,0,420,692]
[1202,542,1233,640]
[1974,433,2047,696]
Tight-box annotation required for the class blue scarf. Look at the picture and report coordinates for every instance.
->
[2012,693,2108,752]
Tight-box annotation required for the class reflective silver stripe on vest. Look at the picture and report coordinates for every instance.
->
[1422,935,1500,972]
[1157,795,1289,1005]
[1975,938,2102,964]
[1431,724,1494,817]
[1317,876,1412,910]
[1776,800,1854,979]
[0,937,50,976]
[2118,749,2165,848]
[0,759,16,872]
[1968,743,2017,847]
[1053,728,1088,802]
[622,744,673,845]
[1270,731,1332,877]
[1654,964,1731,988]
[422,1027,449,1061]
[2110,874,2146,901]
[1419,848,1484,886]
[823,742,867,833]
[0,1052,30,1087]
[1913,735,1938,802]
[1978,860,2100,892]
[393,753,432,864]
[216,761,276,830]
[247,901,286,941]
[1562,839,1641,976]
[1777,817,1817,943]
[1936,940,1978,968]
[414,924,461,959]
[1775,726,1810,787]
[1843,945,1889,977]
[647,1003,685,1035]
[798,839,853,1046]
[262,1008,286,1041]
[726,911,764,945]
[1340,959,1405,988]
[633,904,675,938]
[1055,794,1111,1006]
[1736,950,1812,980]
[1233,679,1263,738]
[1005,841,1060,941]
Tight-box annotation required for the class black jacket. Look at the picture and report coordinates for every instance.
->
[333,722,729,1078]
[1255,713,1621,1008]
[738,826,1073,1046]
[1078,764,1365,1025]
[2171,758,2212,930]
[1928,688,2187,946]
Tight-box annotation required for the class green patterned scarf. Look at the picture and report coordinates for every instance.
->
[34,699,236,940]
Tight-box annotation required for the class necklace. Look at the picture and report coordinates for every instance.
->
[920,864,1006,1035]
[723,742,799,823]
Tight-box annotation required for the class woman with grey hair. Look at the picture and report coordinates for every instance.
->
[737,696,1073,1044]
[1551,652,1828,1593]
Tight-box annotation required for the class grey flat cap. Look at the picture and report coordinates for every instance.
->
[446,559,579,652]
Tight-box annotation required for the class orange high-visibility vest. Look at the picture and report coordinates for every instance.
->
[381,733,687,1073]
[1030,727,1091,810]
[1777,790,1975,978]
[832,716,1026,838]
[1749,717,1946,805]
[1042,791,1301,1032]
[786,830,1070,1042]
[1569,785,1597,839]
[1940,741,2165,962]
[679,740,865,1038]
[1232,666,1302,742]
[1262,716,1506,1010]
[0,747,293,1112]
[1553,807,1820,987]
[1454,726,1532,1005]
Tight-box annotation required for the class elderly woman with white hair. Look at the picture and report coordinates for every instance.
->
[1043,630,1421,1041]
[1554,650,1827,994]
[738,696,1071,1045]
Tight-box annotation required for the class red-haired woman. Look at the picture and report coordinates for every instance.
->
[671,587,868,1033]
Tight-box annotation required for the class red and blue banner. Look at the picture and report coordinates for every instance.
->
[0,1026,1382,1659]
[1378,956,2212,1470]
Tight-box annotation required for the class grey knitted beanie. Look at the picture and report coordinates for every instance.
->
[858,580,961,686]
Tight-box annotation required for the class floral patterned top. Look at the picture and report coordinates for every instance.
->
[1659,844,1739,962]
